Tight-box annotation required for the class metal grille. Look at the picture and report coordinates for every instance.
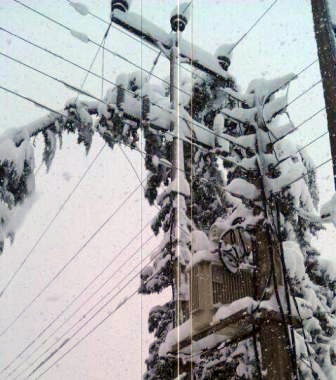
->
[212,265,253,305]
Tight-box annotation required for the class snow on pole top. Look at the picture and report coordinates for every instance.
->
[170,2,190,32]
[111,0,132,13]
[215,43,235,71]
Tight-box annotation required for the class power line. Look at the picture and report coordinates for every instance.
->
[0,175,147,339]
[230,0,278,52]
[281,157,332,190]
[272,106,325,144]
[12,0,192,98]
[2,83,328,205]
[1,52,105,105]
[10,234,155,379]
[273,130,329,169]
[0,12,113,299]
[0,44,249,153]
[64,0,205,83]
[0,85,65,118]
[28,245,163,379]
[0,143,106,299]
[286,79,322,109]
[0,222,151,375]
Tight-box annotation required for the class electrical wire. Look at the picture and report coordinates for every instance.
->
[27,243,162,379]
[0,174,148,339]
[64,0,206,83]
[0,10,114,299]
[0,222,151,375]
[0,143,106,299]
[230,0,278,52]
[0,44,250,153]
[281,156,331,190]
[272,106,325,145]
[10,234,155,379]
[12,0,193,98]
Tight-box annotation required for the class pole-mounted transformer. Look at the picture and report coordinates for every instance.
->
[111,0,132,14]
[170,2,190,32]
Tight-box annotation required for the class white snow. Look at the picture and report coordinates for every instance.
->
[190,230,209,254]
[170,2,191,22]
[68,1,89,16]
[70,29,90,43]
[246,73,296,100]
[226,178,259,200]
[215,43,235,60]
[212,297,255,323]
[282,240,305,280]
[320,193,336,226]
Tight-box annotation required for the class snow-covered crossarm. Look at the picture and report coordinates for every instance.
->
[111,10,231,81]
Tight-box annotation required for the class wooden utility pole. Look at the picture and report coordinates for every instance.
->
[311,0,336,189]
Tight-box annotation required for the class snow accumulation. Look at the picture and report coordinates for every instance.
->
[226,178,259,200]
[246,73,296,100]
[213,287,298,324]
[212,297,255,324]
[320,193,336,226]
[159,319,191,356]
[283,240,305,280]
[215,43,235,60]
[113,9,231,80]
[262,96,287,122]
[222,88,254,107]
[170,2,191,22]
[70,29,90,43]
[168,172,191,197]
[190,230,209,253]
[209,205,262,243]
[186,250,220,270]
[68,1,89,16]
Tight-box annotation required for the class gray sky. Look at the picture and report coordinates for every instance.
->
[0,0,335,379]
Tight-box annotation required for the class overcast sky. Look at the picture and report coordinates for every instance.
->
[0,0,335,379]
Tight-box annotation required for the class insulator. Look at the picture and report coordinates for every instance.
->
[111,0,131,13]
[170,14,188,32]
[170,3,190,32]
[116,85,125,111]
[217,55,231,71]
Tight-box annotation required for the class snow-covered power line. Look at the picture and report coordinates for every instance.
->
[0,174,148,339]
[282,156,332,190]
[12,0,193,98]
[0,221,152,376]
[0,46,248,153]
[1,26,322,157]
[64,0,205,83]
[9,234,156,379]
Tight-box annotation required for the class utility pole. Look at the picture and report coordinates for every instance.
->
[311,0,336,189]
[109,1,299,379]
